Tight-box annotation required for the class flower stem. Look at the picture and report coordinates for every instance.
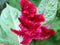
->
[33,40,36,45]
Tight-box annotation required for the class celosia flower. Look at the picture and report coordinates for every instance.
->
[20,0,36,18]
[11,0,56,44]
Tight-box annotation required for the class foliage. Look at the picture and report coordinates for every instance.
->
[8,0,20,10]
[30,0,41,7]
[0,0,60,45]
[0,4,20,45]
[57,0,60,17]
[0,0,7,14]
[37,0,57,24]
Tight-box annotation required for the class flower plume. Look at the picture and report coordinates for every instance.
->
[11,0,56,44]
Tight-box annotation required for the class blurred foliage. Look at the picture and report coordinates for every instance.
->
[30,0,41,7]
[0,0,20,14]
[0,4,20,45]
[56,29,60,40]
[8,0,20,10]
[0,0,60,45]
[37,0,57,24]
[50,17,60,31]
[57,0,60,17]
[30,36,57,45]
[0,0,8,5]
[0,0,8,14]
[0,25,13,45]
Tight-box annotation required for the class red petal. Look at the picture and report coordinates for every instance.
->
[11,28,20,35]
[40,26,56,39]
[20,36,32,44]
[49,29,56,35]
[34,13,45,22]
[20,0,28,10]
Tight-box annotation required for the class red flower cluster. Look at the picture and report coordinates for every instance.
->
[11,0,56,44]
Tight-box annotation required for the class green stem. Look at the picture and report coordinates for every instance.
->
[33,40,36,45]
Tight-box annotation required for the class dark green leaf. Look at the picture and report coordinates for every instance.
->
[8,0,20,10]
[29,0,41,7]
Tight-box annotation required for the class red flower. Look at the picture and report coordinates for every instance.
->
[20,0,36,18]
[11,0,56,44]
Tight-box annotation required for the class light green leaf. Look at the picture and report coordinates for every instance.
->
[0,25,14,45]
[0,4,20,45]
[37,0,57,24]
[50,17,60,31]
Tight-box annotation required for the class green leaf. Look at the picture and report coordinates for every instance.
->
[37,0,57,24]
[8,0,20,10]
[30,36,57,45]
[49,17,60,40]
[0,4,20,45]
[57,0,60,17]
[50,17,60,31]
[30,0,41,7]
[35,36,57,45]
[56,29,60,40]
[0,25,14,45]
[58,0,60,13]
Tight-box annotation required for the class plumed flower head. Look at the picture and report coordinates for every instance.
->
[20,0,36,18]
[11,0,56,44]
